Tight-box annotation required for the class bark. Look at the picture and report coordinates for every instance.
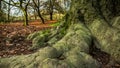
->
[0,0,1,10]
[22,0,30,26]
[66,0,120,26]
[7,0,10,21]
[23,8,28,26]
[50,12,53,20]
[37,9,45,24]
[49,0,53,20]
[34,9,37,20]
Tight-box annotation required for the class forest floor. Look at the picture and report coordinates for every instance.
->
[0,20,119,68]
[0,20,56,58]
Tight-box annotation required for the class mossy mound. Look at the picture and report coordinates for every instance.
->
[39,58,69,68]
[53,23,92,54]
[27,26,66,50]
[65,52,99,68]
[89,18,120,63]
[27,30,51,49]
[0,23,100,68]
[0,46,59,68]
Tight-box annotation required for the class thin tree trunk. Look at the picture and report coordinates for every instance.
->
[34,9,37,20]
[33,0,45,24]
[50,12,53,20]
[8,0,10,22]
[49,0,53,20]
[23,9,28,26]
[37,9,45,24]
[19,0,30,26]
[0,1,1,11]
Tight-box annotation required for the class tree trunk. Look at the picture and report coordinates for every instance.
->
[49,0,53,20]
[66,0,120,65]
[65,0,120,26]
[0,0,1,10]
[37,9,45,24]
[33,0,45,24]
[37,0,44,24]
[50,12,53,20]
[34,9,37,20]
[7,0,10,22]
[23,9,28,26]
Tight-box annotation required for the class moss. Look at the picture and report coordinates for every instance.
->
[39,58,69,68]
[0,58,10,68]
[0,23,100,68]
[28,30,51,50]
[27,31,42,40]
[25,62,37,68]
[30,35,46,49]
[0,46,60,68]
[53,23,91,54]
[27,29,51,40]
[111,16,120,29]
[89,18,120,63]
[47,37,58,45]
[37,46,60,58]
[50,21,61,27]
[65,51,99,68]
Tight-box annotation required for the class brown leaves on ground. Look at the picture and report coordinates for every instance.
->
[0,20,56,57]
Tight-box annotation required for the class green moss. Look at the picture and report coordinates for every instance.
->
[111,16,120,29]
[27,31,42,40]
[50,22,61,27]
[53,23,91,54]
[65,51,99,68]
[27,29,51,40]
[40,58,69,68]
[47,37,58,45]
[37,46,60,58]
[89,18,120,62]
[27,30,51,50]
[31,35,46,49]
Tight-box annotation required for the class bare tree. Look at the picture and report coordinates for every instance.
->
[32,0,45,24]
[44,0,64,20]
[3,0,30,26]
